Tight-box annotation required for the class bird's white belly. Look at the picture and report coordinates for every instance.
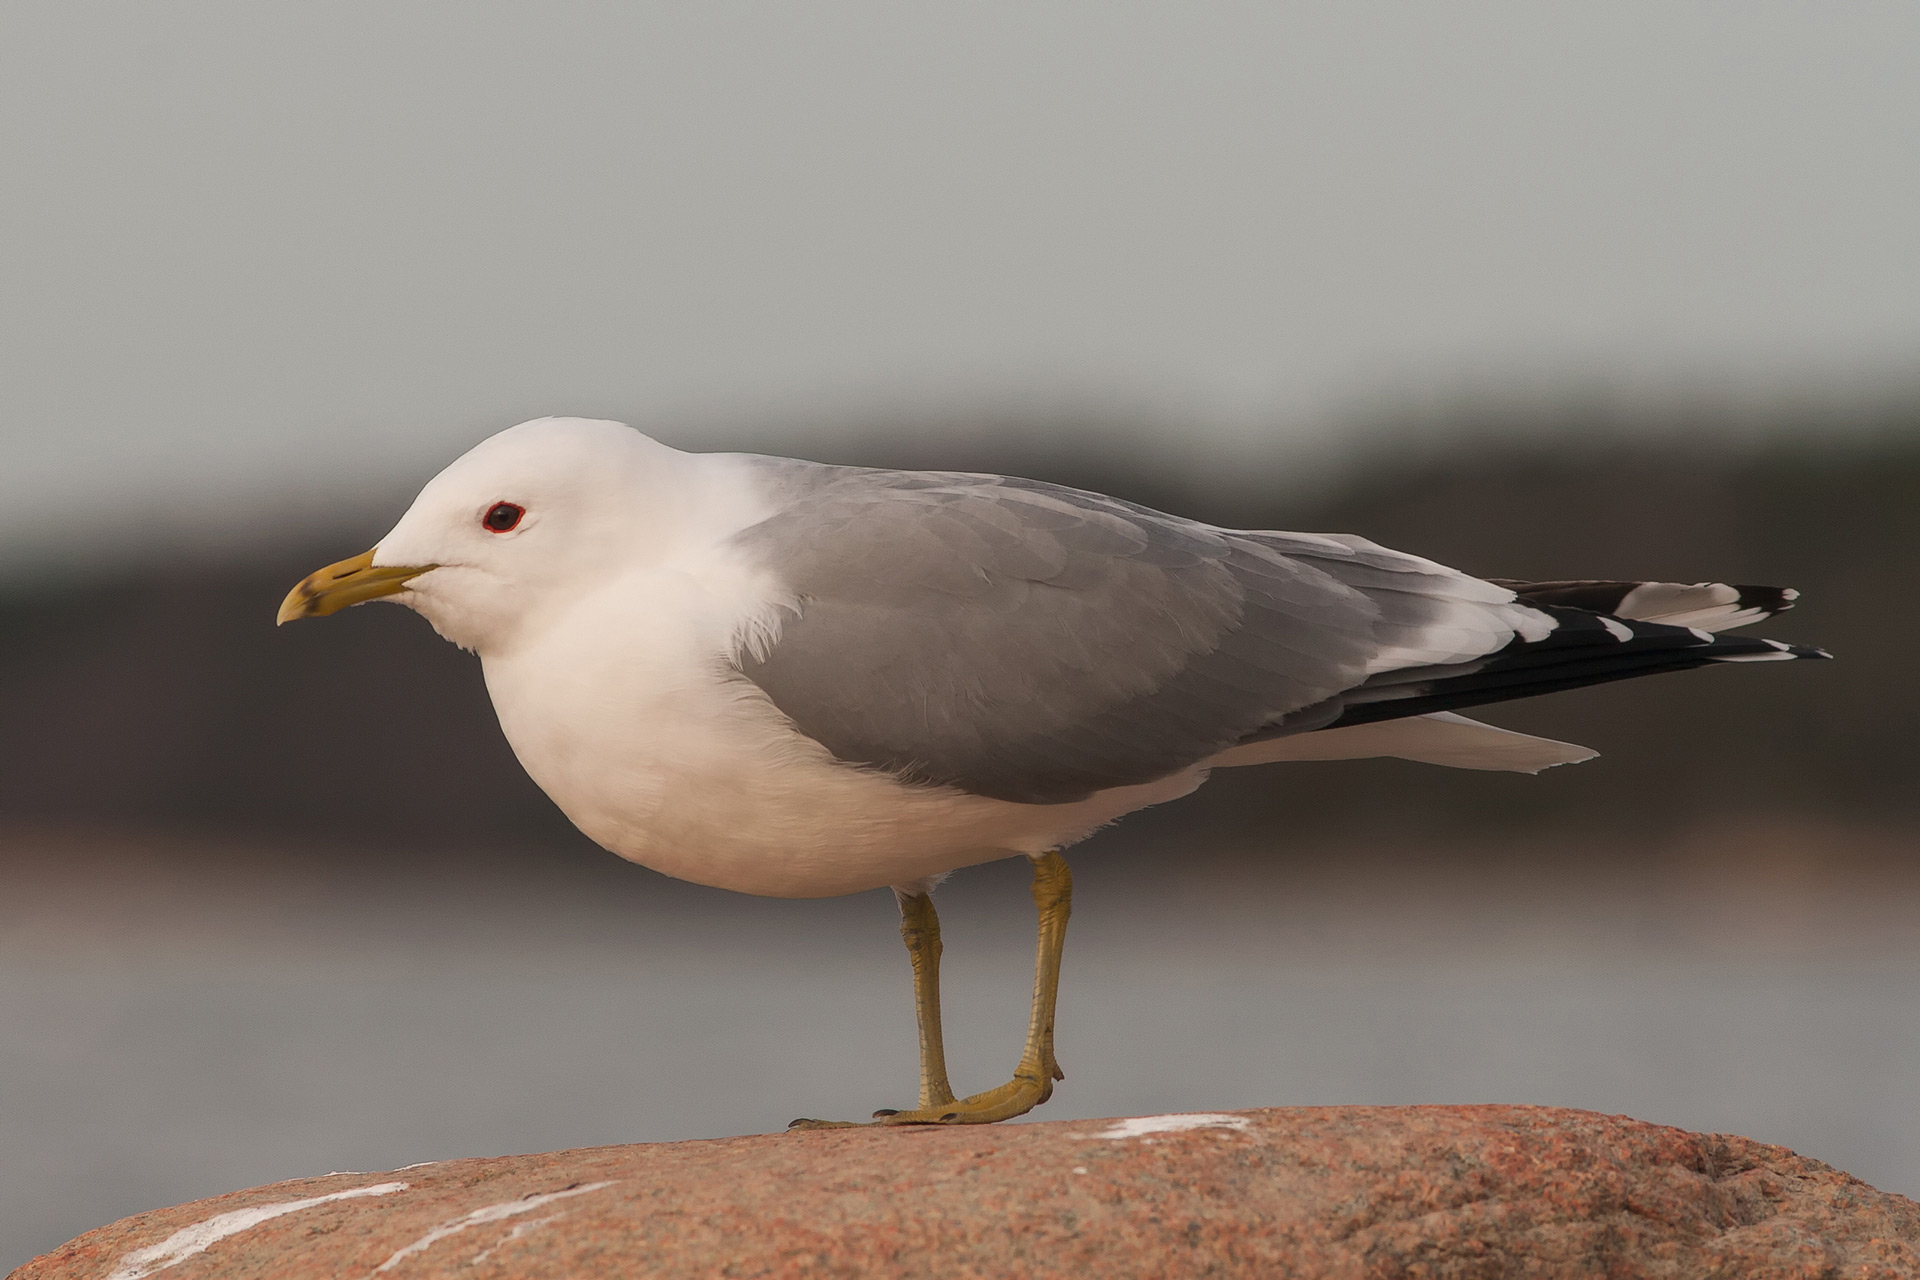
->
[479,589,1203,898]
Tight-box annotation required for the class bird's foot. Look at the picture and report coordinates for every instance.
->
[883,1053,1064,1126]
[875,1076,1048,1125]
[786,1058,1062,1130]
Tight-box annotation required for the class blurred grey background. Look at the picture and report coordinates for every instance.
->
[3,1,1918,1269]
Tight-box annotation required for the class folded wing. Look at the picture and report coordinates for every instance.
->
[729,460,1822,805]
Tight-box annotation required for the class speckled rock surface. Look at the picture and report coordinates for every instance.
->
[17,1105,1920,1280]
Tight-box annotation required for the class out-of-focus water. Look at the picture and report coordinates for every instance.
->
[4,818,1918,1269]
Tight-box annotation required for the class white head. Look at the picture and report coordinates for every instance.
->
[278,417,699,654]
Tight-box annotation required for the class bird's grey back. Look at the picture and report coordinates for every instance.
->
[726,456,1504,805]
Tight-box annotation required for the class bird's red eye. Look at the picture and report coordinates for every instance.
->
[483,502,525,532]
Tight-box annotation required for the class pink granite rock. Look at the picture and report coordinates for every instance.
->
[17,1106,1920,1279]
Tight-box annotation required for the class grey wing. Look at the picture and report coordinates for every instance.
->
[728,460,1536,805]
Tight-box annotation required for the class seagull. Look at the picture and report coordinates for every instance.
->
[278,417,1827,1127]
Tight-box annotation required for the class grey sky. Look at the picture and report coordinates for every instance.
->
[2,3,1916,557]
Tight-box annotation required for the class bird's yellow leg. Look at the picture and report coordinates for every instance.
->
[896,888,960,1110]
[789,852,1072,1130]
[877,850,1072,1125]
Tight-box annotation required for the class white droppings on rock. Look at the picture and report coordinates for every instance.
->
[104,1182,409,1280]
[373,1182,616,1273]
[1090,1113,1254,1140]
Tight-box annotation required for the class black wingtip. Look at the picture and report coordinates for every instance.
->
[1327,609,1832,730]
[1494,578,1803,630]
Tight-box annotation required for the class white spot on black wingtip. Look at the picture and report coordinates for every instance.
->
[1780,588,1800,602]
[1599,617,1633,642]
[1687,628,1715,643]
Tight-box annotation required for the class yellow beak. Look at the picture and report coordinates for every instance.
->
[276,548,435,624]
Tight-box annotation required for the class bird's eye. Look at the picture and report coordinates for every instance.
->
[483,502,525,533]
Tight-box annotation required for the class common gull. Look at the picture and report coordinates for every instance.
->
[278,417,1827,1127]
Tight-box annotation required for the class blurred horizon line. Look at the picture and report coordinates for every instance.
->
[7,368,1919,588]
